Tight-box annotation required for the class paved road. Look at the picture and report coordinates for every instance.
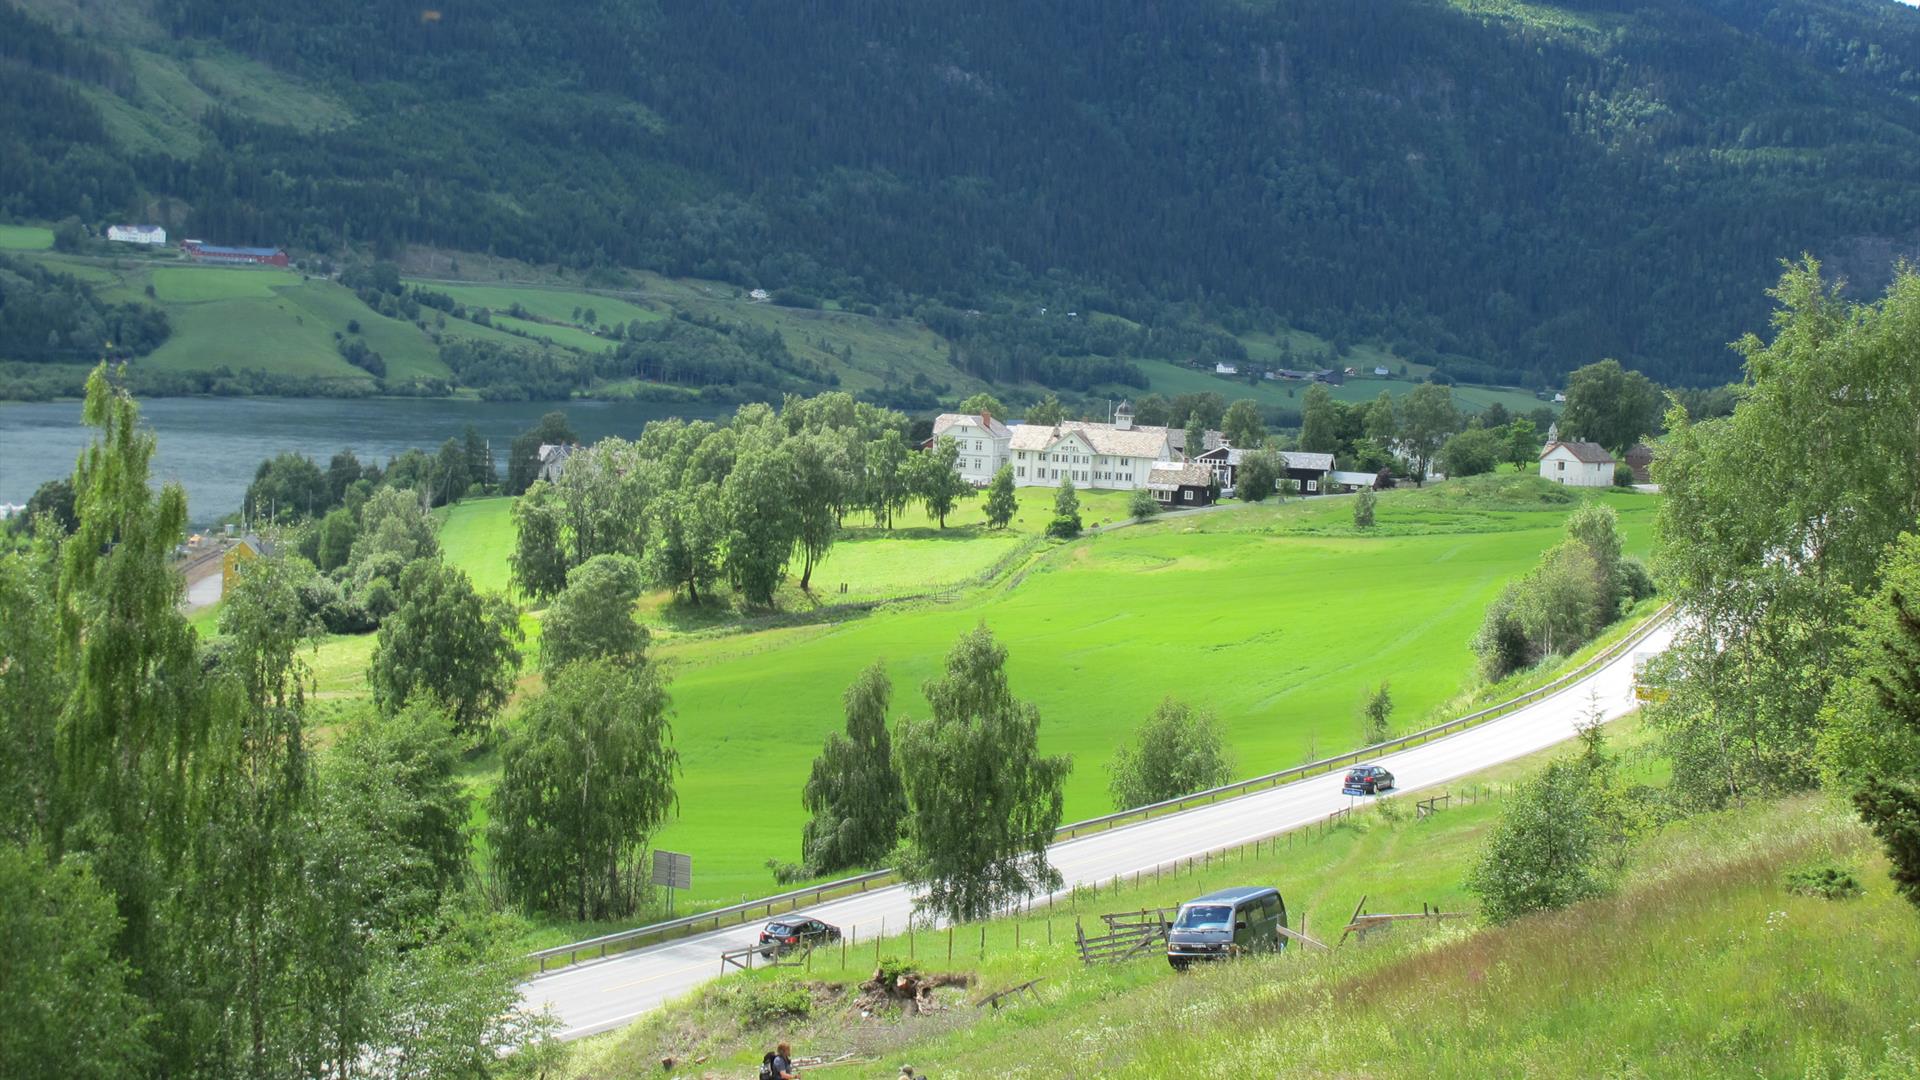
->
[521,620,1675,1040]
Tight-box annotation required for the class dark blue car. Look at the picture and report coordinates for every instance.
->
[1342,765,1395,796]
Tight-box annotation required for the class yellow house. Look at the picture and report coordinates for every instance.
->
[221,535,276,591]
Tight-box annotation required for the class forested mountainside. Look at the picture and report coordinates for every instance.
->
[5,0,1920,386]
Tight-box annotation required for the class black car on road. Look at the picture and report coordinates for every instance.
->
[758,917,841,955]
[1342,765,1395,796]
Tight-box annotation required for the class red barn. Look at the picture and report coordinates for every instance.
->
[181,240,289,267]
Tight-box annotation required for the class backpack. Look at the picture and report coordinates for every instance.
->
[759,1052,778,1080]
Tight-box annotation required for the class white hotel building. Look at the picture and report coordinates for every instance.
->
[931,401,1183,491]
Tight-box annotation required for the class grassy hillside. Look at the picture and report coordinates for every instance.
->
[564,734,1920,1079]
[13,0,1920,388]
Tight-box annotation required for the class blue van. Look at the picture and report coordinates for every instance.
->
[1167,885,1287,970]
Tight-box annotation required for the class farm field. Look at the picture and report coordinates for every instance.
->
[0,224,54,250]
[436,496,517,596]
[312,480,1650,912]
[622,483,1655,904]
[1126,357,1551,417]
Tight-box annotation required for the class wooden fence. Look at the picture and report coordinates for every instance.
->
[1074,908,1176,965]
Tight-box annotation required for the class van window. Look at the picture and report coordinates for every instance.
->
[1175,905,1232,930]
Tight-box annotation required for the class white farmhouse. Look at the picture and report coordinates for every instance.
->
[106,224,167,245]
[1539,440,1615,487]
[930,411,1013,484]
[1004,401,1172,490]
[1214,362,1239,376]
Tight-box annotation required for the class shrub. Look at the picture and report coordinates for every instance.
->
[1467,758,1613,922]
[738,983,813,1027]
[1614,463,1636,487]
[1353,488,1376,528]
[1785,865,1863,901]
[1108,697,1235,810]
[1129,489,1160,521]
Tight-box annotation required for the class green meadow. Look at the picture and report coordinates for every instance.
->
[625,481,1652,904]
[1128,356,1550,417]
[261,476,1653,916]
[0,224,55,251]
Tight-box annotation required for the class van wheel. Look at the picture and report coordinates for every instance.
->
[1169,960,1188,973]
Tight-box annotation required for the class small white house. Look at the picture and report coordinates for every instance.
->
[1373,365,1391,376]
[1539,440,1615,487]
[1214,362,1239,376]
[747,288,771,302]
[107,224,167,245]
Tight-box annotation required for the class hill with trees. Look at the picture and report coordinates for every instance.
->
[5,0,1920,390]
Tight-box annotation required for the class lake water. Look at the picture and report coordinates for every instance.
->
[0,397,723,524]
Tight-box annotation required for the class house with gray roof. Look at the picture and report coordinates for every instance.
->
[1148,461,1217,507]
[1538,440,1614,487]
[931,411,1013,485]
[1004,400,1174,491]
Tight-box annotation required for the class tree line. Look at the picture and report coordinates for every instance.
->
[510,392,982,608]
[0,367,557,1078]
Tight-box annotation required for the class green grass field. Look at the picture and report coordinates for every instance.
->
[618,482,1653,905]
[0,224,54,251]
[436,496,516,595]
[1128,357,1551,417]
[567,734,1920,1080]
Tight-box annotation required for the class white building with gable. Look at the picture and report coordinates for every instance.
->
[1539,439,1615,487]
[929,411,1013,484]
[1005,401,1176,490]
[107,224,167,245]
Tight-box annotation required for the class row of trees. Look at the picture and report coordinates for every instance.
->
[0,367,553,1078]
[1472,504,1655,681]
[511,392,979,608]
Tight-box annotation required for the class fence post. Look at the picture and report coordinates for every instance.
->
[948,926,954,962]
[980,923,986,959]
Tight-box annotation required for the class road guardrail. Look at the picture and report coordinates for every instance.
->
[526,602,1673,973]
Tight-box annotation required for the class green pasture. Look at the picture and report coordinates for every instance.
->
[435,496,516,596]
[136,268,449,381]
[489,315,618,354]
[150,266,299,301]
[634,483,1652,904]
[418,282,665,330]
[1128,357,1551,418]
[0,224,54,251]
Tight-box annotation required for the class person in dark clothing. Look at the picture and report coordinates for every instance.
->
[770,1042,797,1079]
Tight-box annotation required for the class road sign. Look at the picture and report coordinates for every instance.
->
[653,850,691,913]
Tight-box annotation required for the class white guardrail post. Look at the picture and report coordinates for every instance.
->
[527,603,1673,972]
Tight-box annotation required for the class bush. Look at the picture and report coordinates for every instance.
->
[1353,488,1376,528]
[1108,697,1235,810]
[1785,865,1863,901]
[1615,463,1636,487]
[737,983,813,1027]
[1466,758,1613,922]
[1129,489,1161,521]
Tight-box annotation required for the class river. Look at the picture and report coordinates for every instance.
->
[0,397,723,524]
